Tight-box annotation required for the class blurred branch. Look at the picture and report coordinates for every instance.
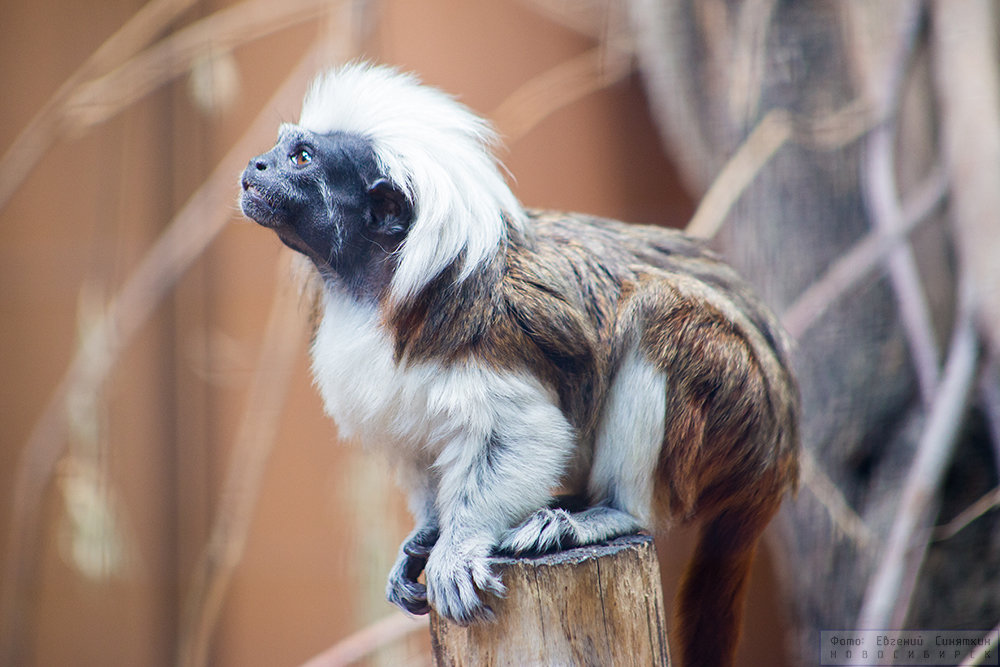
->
[858,3,941,405]
[932,486,1000,543]
[0,40,323,667]
[685,99,877,240]
[726,0,777,125]
[932,0,1000,358]
[979,357,1000,474]
[782,167,947,339]
[799,449,873,548]
[298,612,429,667]
[492,43,633,143]
[628,1,717,193]
[516,0,621,40]
[178,250,307,667]
[65,0,332,128]
[0,0,332,213]
[864,122,942,404]
[857,276,980,630]
[0,0,199,209]
[684,108,790,239]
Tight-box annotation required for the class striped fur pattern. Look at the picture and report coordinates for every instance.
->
[240,63,800,667]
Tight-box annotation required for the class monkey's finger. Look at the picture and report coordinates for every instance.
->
[397,595,431,616]
[472,562,507,599]
[429,571,493,626]
[387,578,429,616]
[403,541,433,558]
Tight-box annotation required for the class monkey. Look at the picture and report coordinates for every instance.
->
[239,63,799,667]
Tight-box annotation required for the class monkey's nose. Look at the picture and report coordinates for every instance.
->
[249,153,271,172]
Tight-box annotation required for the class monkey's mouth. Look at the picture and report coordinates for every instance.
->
[240,179,286,229]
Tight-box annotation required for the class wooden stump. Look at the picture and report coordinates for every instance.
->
[429,534,670,666]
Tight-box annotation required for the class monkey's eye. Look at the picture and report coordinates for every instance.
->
[290,147,313,166]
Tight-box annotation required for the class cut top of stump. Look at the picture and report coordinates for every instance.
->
[430,534,670,667]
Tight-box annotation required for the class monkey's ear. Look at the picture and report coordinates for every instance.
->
[368,178,412,235]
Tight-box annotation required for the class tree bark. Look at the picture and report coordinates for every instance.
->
[429,535,670,667]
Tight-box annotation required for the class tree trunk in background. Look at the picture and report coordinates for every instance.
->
[628,1,1000,661]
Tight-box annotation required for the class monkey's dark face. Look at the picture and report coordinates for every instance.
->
[240,126,411,289]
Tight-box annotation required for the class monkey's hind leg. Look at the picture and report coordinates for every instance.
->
[496,342,666,557]
[496,505,643,555]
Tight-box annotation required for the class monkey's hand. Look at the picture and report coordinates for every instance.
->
[386,524,439,615]
[424,533,506,625]
[497,506,643,555]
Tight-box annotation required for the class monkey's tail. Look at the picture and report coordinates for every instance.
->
[674,503,776,667]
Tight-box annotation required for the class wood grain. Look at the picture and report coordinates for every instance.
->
[430,535,670,666]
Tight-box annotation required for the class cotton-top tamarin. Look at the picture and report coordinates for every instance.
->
[239,63,799,667]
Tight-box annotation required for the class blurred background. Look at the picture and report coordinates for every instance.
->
[2,1,999,666]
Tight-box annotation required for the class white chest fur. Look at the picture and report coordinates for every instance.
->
[309,288,576,480]
[311,289,433,448]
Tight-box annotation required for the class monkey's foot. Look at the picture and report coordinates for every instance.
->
[386,525,440,615]
[386,551,430,615]
[497,506,643,555]
[425,538,506,625]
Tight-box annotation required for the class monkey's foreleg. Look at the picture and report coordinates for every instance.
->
[419,369,576,625]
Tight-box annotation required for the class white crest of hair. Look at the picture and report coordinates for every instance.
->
[298,62,525,303]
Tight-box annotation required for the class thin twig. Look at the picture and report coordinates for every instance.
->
[684,99,879,241]
[794,96,877,151]
[932,486,1000,543]
[298,613,430,667]
[888,520,937,630]
[516,0,621,41]
[857,276,980,630]
[864,124,942,404]
[727,0,777,125]
[0,41,322,667]
[628,0,718,193]
[684,108,791,239]
[782,167,947,339]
